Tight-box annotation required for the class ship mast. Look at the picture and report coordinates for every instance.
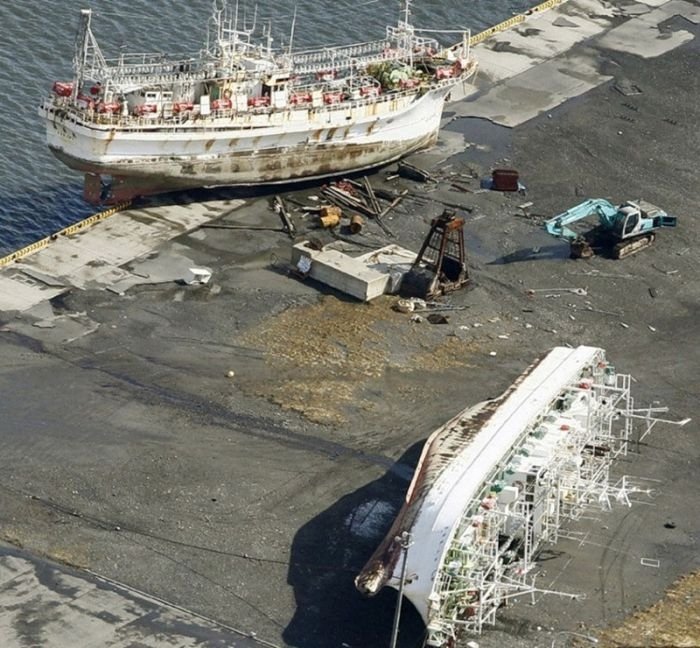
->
[72,9,108,100]
[72,9,92,101]
[399,0,414,66]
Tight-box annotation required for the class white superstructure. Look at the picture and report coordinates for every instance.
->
[356,346,683,646]
[38,2,477,204]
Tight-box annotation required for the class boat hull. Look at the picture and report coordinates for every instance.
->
[42,86,450,202]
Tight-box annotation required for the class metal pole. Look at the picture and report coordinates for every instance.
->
[389,532,411,648]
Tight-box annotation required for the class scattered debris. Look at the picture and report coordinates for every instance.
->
[295,255,312,278]
[620,322,629,329]
[362,176,383,216]
[397,161,436,183]
[319,205,342,228]
[183,267,212,285]
[273,195,296,238]
[648,325,657,332]
[518,201,534,215]
[349,214,364,234]
[488,351,497,356]
[641,558,660,568]
[652,264,679,275]
[394,297,466,314]
[583,305,624,317]
[648,287,656,298]
[395,298,425,313]
[427,313,450,325]
[491,168,521,192]
[528,287,588,296]
[226,370,235,378]
[569,269,634,279]
[411,314,424,323]
[614,80,643,96]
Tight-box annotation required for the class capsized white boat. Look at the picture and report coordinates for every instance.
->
[356,345,676,646]
[39,1,477,204]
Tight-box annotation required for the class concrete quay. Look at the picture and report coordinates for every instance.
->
[0,1,698,646]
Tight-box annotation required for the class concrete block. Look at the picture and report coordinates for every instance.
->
[292,241,417,302]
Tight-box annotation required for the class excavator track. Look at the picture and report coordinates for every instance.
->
[614,233,655,259]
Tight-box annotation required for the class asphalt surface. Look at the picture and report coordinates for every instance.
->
[0,545,265,647]
[0,10,699,648]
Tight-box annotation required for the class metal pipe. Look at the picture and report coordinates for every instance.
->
[389,532,411,648]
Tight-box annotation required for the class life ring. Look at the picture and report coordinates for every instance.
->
[134,103,158,115]
[212,98,233,110]
[173,101,194,113]
[435,66,455,80]
[97,101,121,114]
[77,93,96,110]
[323,91,344,104]
[290,92,312,105]
[247,96,270,108]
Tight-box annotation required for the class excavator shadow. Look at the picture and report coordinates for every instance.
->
[488,243,570,265]
[283,441,426,648]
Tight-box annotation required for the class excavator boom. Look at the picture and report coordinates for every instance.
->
[544,199,620,240]
[544,198,677,259]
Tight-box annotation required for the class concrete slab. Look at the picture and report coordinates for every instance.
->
[457,49,611,126]
[292,242,417,301]
[598,1,696,57]
[472,0,616,85]
[0,271,66,312]
[0,547,262,647]
[0,199,244,312]
[456,0,695,127]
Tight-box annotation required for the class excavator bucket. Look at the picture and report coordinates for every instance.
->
[570,238,595,259]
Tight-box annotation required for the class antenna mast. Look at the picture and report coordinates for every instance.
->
[288,5,297,55]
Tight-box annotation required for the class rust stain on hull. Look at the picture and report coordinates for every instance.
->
[50,130,438,203]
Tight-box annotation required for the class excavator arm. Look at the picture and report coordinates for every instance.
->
[544,199,621,240]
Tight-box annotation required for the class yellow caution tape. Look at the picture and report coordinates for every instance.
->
[469,0,568,46]
[0,200,132,268]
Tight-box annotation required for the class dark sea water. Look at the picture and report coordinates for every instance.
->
[0,0,533,253]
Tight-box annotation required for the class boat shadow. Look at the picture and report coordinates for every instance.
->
[283,441,426,648]
[138,169,391,210]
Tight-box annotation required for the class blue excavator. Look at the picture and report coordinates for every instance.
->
[544,198,677,259]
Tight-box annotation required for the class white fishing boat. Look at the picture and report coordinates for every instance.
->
[38,2,477,204]
[356,346,684,646]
